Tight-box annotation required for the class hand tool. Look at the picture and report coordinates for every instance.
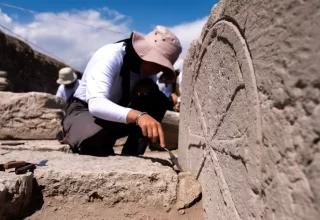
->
[0,161,26,171]
[15,159,48,175]
[164,148,182,171]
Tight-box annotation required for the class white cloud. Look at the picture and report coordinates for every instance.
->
[169,17,208,71]
[0,7,206,72]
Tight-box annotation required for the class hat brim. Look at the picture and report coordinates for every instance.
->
[56,72,77,85]
[132,32,176,80]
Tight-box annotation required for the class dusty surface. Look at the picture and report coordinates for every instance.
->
[0,30,81,93]
[179,0,320,220]
[25,197,203,220]
[0,141,201,219]
[0,92,65,140]
[0,140,70,152]
[0,172,33,219]
[0,140,178,158]
[2,150,178,208]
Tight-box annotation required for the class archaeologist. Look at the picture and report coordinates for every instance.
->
[56,67,80,103]
[0,71,10,91]
[62,26,182,156]
[172,70,182,112]
[156,69,181,111]
[157,69,182,112]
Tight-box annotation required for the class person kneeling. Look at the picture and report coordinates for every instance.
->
[62,26,182,156]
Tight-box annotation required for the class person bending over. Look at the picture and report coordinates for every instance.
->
[62,26,182,156]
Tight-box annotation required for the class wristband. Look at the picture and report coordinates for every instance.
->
[135,112,148,126]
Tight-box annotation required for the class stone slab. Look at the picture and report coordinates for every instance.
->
[1,151,178,209]
[0,140,69,152]
[0,92,66,140]
[0,140,178,160]
[179,0,320,219]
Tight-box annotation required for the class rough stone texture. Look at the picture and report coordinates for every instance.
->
[162,111,180,150]
[0,140,69,152]
[0,92,66,140]
[179,0,320,220]
[2,151,178,209]
[0,172,33,220]
[176,172,202,210]
[0,30,81,93]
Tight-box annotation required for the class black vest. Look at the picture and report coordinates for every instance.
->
[115,35,142,107]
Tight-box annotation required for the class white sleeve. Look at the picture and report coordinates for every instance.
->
[177,72,182,102]
[86,56,132,124]
[56,85,64,99]
[178,72,182,93]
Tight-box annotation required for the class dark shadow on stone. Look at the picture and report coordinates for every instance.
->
[20,178,45,219]
[187,192,202,209]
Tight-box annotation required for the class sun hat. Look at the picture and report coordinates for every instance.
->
[56,67,77,85]
[132,26,182,81]
[0,71,7,78]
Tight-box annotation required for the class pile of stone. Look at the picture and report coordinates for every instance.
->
[0,92,66,140]
[0,71,9,91]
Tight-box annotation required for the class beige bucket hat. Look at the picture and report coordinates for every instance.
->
[56,67,77,85]
[132,26,182,81]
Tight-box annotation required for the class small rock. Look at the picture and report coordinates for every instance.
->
[178,209,185,215]
[0,172,33,219]
[176,172,202,210]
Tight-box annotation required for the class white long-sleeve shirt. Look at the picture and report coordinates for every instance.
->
[177,72,182,102]
[56,79,80,101]
[73,42,156,124]
[157,81,173,98]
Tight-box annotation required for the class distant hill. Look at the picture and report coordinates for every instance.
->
[0,30,82,94]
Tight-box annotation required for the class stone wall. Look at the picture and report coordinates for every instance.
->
[0,30,81,94]
[179,0,320,219]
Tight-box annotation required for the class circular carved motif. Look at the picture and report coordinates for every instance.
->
[183,19,263,218]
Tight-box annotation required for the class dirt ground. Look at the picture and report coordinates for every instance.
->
[25,197,204,220]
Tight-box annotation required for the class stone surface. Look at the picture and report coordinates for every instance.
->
[0,92,66,140]
[0,172,34,220]
[179,0,320,220]
[2,151,178,209]
[0,30,81,93]
[176,172,202,210]
[161,111,180,150]
[0,140,69,152]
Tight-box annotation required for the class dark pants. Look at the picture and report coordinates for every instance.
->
[62,81,170,156]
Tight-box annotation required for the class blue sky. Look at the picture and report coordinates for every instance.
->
[0,0,218,70]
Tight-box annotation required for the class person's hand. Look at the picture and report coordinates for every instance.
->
[171,93,179,105]
[174,102,180,112]
[137,114,166,148]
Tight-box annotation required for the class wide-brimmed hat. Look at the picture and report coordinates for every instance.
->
[132,26,182,81]
[56,67,77,85]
